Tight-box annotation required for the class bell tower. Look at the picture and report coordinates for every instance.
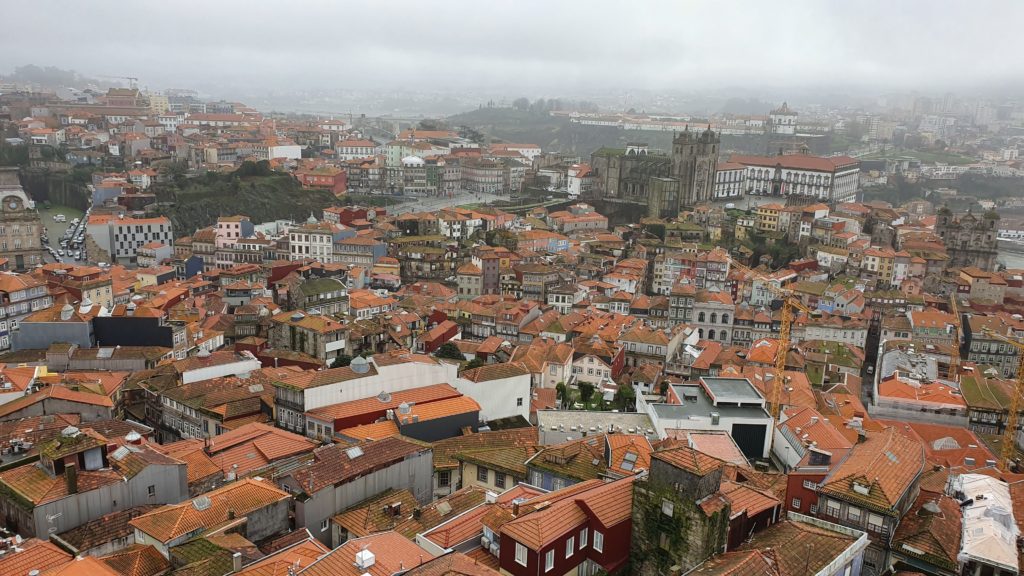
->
[671,125,720,210]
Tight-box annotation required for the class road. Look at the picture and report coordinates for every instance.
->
[37,204,85,264]
[386,191,506,215]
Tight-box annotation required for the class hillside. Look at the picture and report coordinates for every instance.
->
[150,164,338,234]
[447,107,674,155]
[446,107,789,157]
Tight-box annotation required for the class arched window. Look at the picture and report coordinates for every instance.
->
[698,312,706,322]
[698,328,704,339]
[708,329,716,340]
[710,313,718,324]
[720,331,728,341]
[722,313,730,324]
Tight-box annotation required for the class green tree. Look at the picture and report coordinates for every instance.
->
[613,384,636,411]
[464,357,486,371]
[578,382,595,408]
[331,355,353,368]
[555,381,568,408]
[512,97,530,111]
[434,342,465,361]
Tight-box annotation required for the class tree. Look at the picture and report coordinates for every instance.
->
[613,384,636,411]
[555,381,568,408]
[331,354,353,368]
[578,382,595,407]
[416,119,447,131]
[464,357,486,371]
[434,342,465,361]
[512,97,530,111]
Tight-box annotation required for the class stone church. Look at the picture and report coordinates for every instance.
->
[936,206,999,271]
[589,126,719,218]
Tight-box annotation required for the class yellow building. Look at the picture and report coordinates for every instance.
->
[755,203,784,233]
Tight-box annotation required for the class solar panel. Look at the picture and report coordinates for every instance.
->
[97,347,115,359]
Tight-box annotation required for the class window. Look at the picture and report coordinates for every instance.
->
[867,513,884,533]
[438,470,451,488]
[579,528,588,549]
[495,473,506,489]
[566,536,574,558]
[661,499,674,516]
[593,530,604,552]
[826,499,840,518]
[517,397,524,407]
[477,466,489,483]
[515,542,528,566]
[320,519,329,532]
[545,549,554,571]
[791,498,801,509]
[847,507,861,522]
[803,480,817,490]
[147,485,156,497]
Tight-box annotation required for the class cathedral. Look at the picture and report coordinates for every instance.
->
[936,206,999,271]
[589,126,719,218]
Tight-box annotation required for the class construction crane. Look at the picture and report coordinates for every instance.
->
[948,294,962,381]
[982,328,1024,471]
[99,75,139,89]
[726,257,814,419]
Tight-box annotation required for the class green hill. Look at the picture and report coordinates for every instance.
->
[150,162,338,234]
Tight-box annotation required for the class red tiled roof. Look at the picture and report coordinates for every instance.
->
[129,478,290,543]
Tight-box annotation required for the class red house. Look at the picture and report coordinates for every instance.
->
[322,205,386,226]
[295,167,347,196]
[488,477,634,576]
[418,320,461,354]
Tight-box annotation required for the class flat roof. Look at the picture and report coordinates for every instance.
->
[701,377,764,404]
[657,384,770,422]
[535,410,656,445]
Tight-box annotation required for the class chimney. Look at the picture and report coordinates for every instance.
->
[65,462,78,495]
[232,552,242,572]
[512,501,520,517]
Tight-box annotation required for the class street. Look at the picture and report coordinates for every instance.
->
[37,204,85,264]
[386,190,506,215]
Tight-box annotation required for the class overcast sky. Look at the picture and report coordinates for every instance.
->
[3,0,1020,96]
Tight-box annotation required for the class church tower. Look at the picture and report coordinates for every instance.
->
[671,125,720,210]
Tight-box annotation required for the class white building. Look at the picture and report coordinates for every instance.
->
[288,222,336,263]
[770,102,798,135]
[730,153,861,204]
[334,139,378,161]
[713,162,746,199]
[86,214,174,264]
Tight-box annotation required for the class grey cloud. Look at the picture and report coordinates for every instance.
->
[2,0,1021,96]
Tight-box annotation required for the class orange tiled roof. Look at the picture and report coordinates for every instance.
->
[300,531,432,576]
[502,476,634,551]
[819,427,925,514]
[129,478,290,544]
[0,539,72,576]
[234,538,329,576]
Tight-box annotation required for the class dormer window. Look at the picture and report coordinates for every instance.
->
[852,481,871,496]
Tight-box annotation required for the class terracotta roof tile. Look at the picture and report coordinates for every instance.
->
[0,539,72,576]
[819,427,925,514]
[129,478,290,544]
[301,531,432,576]
[290,437,430,494]
[100,544,170,576]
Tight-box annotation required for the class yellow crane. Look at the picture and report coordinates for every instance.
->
[727,257,813,419]
[948,294,962,381]
[982,328,1024,471]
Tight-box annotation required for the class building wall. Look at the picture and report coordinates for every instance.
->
[9,462,187,539]
[287,449,433,546]
[453,374,531,422]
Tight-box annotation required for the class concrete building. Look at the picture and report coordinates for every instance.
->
[0,168,45,271]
